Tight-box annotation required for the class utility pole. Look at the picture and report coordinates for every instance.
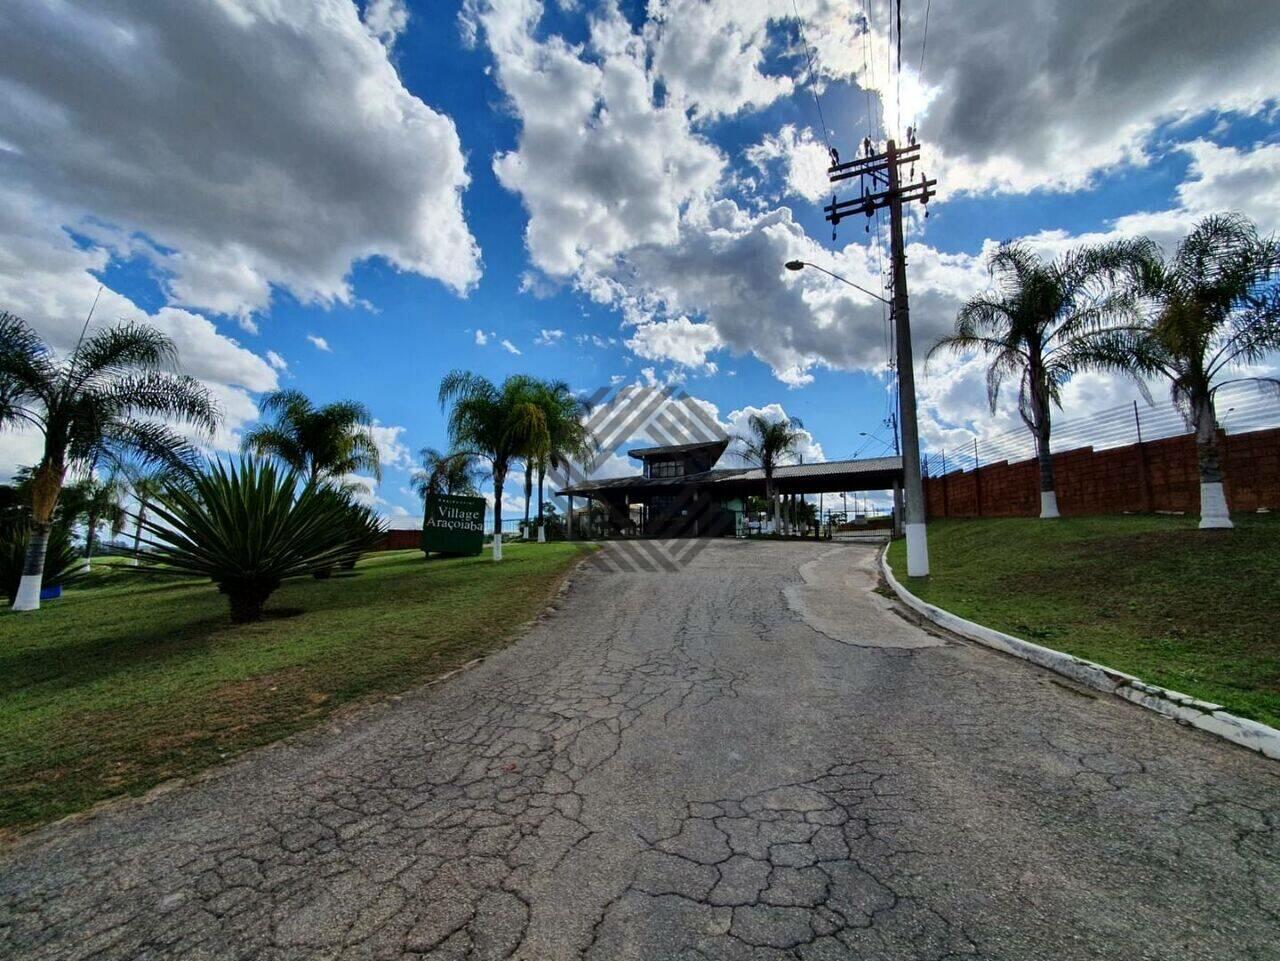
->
[826,138,935,576]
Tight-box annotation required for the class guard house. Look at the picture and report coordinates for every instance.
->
[557,439,904,538]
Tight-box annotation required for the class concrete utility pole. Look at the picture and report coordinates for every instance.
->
[825,138,935,576]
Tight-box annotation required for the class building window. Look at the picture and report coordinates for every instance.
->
[647,459,683,479]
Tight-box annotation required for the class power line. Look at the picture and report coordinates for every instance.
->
[790,0,832,151]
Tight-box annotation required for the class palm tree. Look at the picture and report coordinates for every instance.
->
[530,380,591,543]
[438,371,546,561]
[736,413,806,535]
[0,312,218,610]
[929,239,1150,518]
[125,465,186,565]
[1125,214,1280,528]
[72,472,127,570]
[411,447,479,503]
[242,389,381,486]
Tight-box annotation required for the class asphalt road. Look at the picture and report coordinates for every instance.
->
[2,541,1278,960]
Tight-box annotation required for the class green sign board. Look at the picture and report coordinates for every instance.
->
[422,493,486,556]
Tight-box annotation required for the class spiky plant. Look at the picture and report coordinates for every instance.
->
[134,459,364,622]
[0,312,218,610]
[1,519,83,604]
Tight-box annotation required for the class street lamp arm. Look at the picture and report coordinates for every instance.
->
[784,261,891,305]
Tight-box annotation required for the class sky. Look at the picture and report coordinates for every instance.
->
[1,0,1278,522]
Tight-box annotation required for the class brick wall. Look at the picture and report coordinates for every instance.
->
[924,425,1280,518]
[375,529,421,551]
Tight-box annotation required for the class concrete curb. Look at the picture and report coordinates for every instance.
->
[878,544,1280,762]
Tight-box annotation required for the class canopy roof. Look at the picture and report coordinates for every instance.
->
[558,455,903,497]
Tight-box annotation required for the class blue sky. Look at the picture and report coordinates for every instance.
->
[1,0,1278,520]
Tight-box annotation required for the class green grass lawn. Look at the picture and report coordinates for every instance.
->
[0,542,590,839]
[888,514,1280,728]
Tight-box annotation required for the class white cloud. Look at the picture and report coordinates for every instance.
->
[853,0,1280,195]
[362,0,409,49]
[534,328,564,346]
[713,400,826,465]
[745,125,832,204]
[473,0,724,278]
[0,0,479,323]
[625,316,723,369]
[307,334,332,352]
[265,350,288,371]
[500,338,522,355]
[474,329,490,346]
[644,0,793,120]
[369,421,412,471]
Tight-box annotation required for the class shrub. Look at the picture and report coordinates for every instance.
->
[135,459,366,622]
[1,519,83,604]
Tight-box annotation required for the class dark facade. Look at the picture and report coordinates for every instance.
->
[558,443,904,538]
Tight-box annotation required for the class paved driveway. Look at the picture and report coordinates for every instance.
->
[2,541,1278,960]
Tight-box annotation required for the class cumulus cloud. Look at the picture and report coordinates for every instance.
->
[644,0,793,120]
[745,125,831,204]
[474,329,490,346]
[265,350,288,371]
[307,334,332,352]
[848,0,1280,195]
[362,0,409,49]
[0,0,479,323]
[625,317,723,370]
[0,186,279,479]
[471,0,723,278]
[500,338,522,355]
[534,328,564,346]
[369,421,412,471]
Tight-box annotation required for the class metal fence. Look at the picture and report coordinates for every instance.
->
[921,381,1280,477]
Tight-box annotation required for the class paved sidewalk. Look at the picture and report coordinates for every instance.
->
[2,541,1277,960]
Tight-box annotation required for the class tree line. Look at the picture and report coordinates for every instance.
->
[931,213,1280,528]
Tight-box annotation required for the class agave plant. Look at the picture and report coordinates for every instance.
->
[311,489,387,577]
[134,459,365,622]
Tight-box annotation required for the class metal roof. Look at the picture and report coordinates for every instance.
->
[626,438,729,459]
[557,455,903,496]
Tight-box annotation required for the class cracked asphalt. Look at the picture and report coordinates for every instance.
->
[3,540,1278,960]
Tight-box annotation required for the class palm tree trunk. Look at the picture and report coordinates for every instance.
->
[13,461,62,611]
[1193,393,1231,529]
[493,466,506,561]
[131,500,147,566]
[523,463,532,539]
[85,511,98,572]
[1033,389,1059,519]
[536,464,546,543]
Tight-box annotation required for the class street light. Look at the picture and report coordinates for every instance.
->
[788,259,918,557]
[785,261,891,305]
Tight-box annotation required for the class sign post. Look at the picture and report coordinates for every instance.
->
[421,494,486,557]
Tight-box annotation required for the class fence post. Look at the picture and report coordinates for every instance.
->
[973,437,981,517]
[941,450,949,517]
[1134,401,1152,512]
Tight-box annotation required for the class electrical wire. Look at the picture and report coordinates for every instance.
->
[790,0,833,151]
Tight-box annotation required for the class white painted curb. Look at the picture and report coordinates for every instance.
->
[878,544,1280,762]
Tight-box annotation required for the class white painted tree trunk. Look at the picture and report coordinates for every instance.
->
[12,574,42,611]
[1039,491,1060,519]
[905,523,930,577]
[492,532,503,561]
[1198,481,1233,529]
[537,525,546,543]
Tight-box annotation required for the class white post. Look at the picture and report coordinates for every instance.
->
[492,531,503,561]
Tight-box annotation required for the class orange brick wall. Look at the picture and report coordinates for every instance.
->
[375,529,421,551]
[924,426,1280,517]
